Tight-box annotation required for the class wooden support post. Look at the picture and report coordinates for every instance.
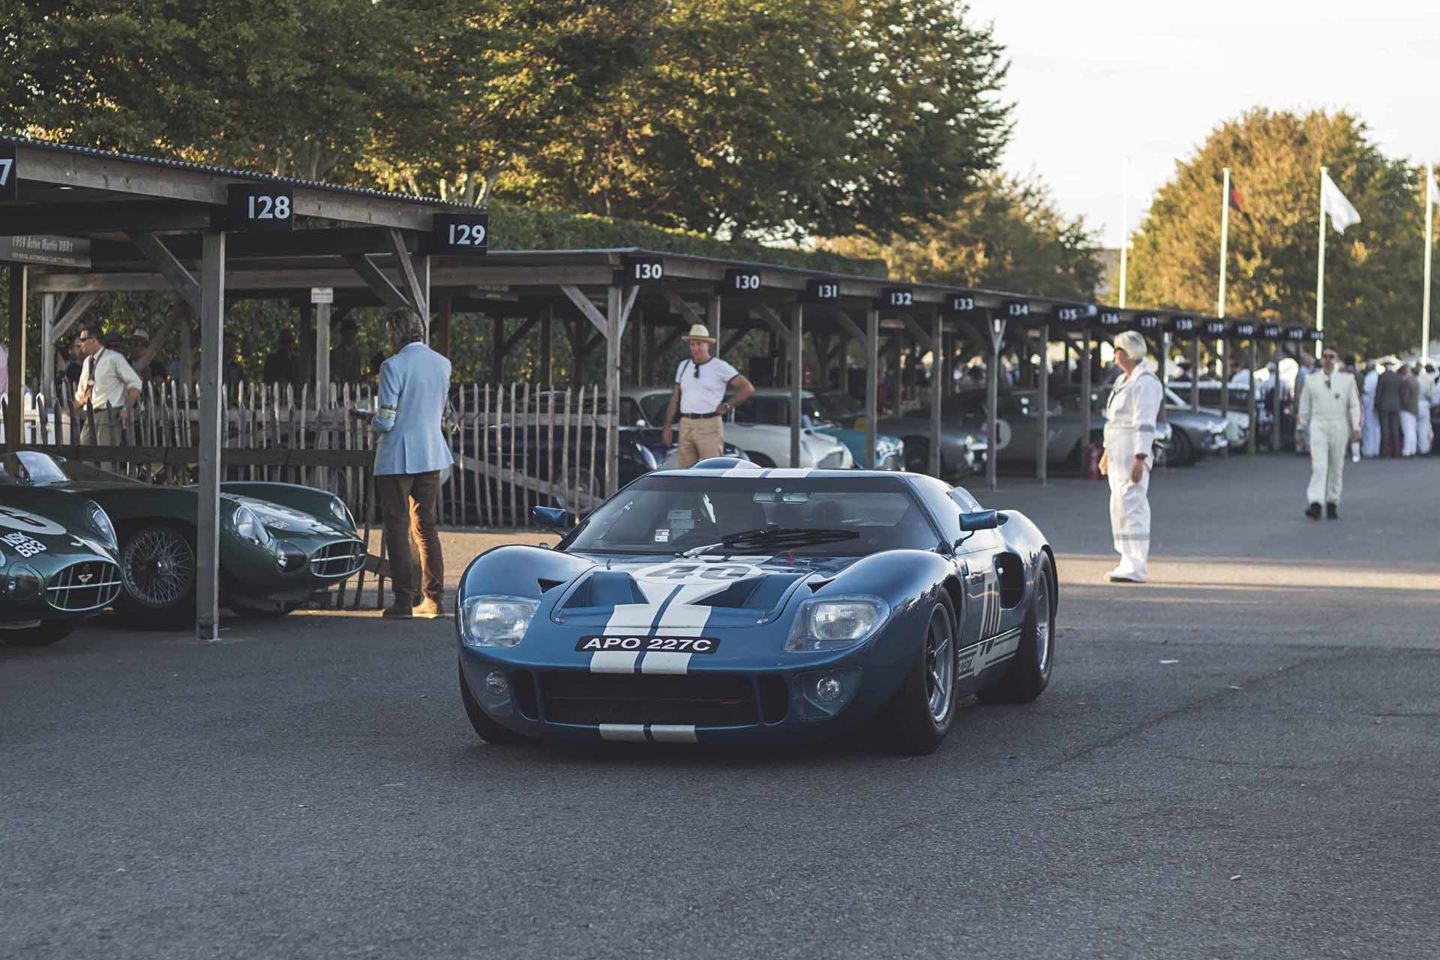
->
[707,294,721,349]
[865,308,879,468]
[790,304,803,466]
[40,293,56,391]
[436,295,452,357]
[1037,323,1050,484]
[605,285,623,497]
[196,231,226,641]
[541,304,554,385]
[1189,336,1201,409]
[889,326,902,415]
[6,265,27,449]
[1081,328,1093,465]
[930,309,943,477]
[315,300,332,390]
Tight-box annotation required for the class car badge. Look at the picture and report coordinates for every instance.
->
[79,573,93,583]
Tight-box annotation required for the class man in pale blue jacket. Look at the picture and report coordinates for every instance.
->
[356,309,452,618]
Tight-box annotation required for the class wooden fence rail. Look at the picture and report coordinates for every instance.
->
[1,381,607,528]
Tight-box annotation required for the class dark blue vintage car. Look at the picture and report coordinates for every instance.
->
[455,459,1057,755]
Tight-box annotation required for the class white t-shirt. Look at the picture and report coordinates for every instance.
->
[674,356,739,414]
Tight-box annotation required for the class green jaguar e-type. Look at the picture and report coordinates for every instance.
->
[0,456,122,646]
[2,452,366,629]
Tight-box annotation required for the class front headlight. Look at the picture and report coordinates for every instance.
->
[328,496,356,531]
[232,505,274,547]
[787,596,890,651]
[3,563,42,599]
[461,596,539,649]
[86,501,117,550]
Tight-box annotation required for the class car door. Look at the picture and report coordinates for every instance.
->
[924,481,1001,644]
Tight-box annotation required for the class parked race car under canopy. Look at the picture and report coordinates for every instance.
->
[456,459,1057,755]
[1,452,366,628]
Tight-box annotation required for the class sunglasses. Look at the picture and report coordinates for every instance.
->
[1322,353,1338,360]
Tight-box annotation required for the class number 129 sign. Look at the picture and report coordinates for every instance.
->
[431,214,489,254]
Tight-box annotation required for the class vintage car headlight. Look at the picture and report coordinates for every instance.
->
[328,496,356,531]
[787,596,890,651]
[461,596,538,649]
[232,505,274,547]
[86,501,118,550]
[3,563,42,599]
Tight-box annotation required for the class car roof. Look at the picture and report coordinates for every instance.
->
[649,467,913,481]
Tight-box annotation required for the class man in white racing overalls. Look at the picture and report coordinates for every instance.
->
[1100,330,1163,583]
[1297,345,1361,520]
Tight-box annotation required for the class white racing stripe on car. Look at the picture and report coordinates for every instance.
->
[648,724,698,743]
[590,651,640,674]
[765,468,813,478]
[641,652,692,675]
[599,723,648,743]
[722,465,766,477]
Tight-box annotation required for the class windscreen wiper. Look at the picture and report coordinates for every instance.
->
[681,525,859,558]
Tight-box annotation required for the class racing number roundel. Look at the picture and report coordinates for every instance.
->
[635,562,761,585]
[0,506,66,537]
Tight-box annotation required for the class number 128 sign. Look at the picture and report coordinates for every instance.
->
[226,184,293,231]
[432,214,489,254]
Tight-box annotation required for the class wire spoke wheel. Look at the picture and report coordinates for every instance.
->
[924,608,955,723]
[121,527,196,608]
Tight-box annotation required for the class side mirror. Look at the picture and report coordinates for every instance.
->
[959,509,1006,532]
[532,505,572,530]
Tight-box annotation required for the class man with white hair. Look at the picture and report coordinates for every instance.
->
[1100,330,1163,583]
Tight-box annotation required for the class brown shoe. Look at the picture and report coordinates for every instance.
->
[413,597,445,619]
[381,600,414,619]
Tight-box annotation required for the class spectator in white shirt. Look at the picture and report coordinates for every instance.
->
[74,325,142,447]
[661,325,754,467]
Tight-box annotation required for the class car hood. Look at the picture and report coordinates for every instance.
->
[549,553,859,630]
[229,495,352,538]
[0,487,115,560]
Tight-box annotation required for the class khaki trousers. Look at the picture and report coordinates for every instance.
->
[376,471,444,603]
[677,416,725,468]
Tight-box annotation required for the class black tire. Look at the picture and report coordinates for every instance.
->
[979,553,1056,704]
[115,524,196,630]
[902,437,938,476]
[0,621,76,647]
[1170,427,1194,466]
[459,661,536,746]
[744,451,777,468]
[879,592,958,756]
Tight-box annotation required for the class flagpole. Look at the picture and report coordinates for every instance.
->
[1316,166,1327,349]
[1119,158,1129,308]
[1423,163,1434,361]
[1219,168,1231,317]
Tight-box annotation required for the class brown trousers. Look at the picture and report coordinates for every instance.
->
[677,416,725,468]
[376,471,444,603]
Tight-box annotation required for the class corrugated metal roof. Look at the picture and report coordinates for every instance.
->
[0,134,482,211]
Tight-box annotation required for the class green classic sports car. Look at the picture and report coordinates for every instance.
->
[4,452,367,629]
[0,455,122,646]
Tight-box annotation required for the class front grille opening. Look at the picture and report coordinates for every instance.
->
[512,670,539,720]
[540,673,757,727]
[46,561,122,612]
[759,676,789,723]
[309,539,365,578]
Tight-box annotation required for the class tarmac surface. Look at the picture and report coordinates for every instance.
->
[3,452,1438,959]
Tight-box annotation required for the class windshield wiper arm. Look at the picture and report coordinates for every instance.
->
[681,526,859,558]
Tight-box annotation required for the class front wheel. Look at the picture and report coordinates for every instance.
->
[0,621,76,647]
[459,662,536,746]
[979,553,1055,704]
[878,592,958,756]
[115,525,196,630]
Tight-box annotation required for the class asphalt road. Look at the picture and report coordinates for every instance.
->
[4,452,1438,960]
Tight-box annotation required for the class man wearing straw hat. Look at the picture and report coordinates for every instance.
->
[1100,330,1163,583]
[661,324,754,468]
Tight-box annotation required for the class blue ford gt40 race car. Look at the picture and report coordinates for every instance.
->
[456,458,1057,754]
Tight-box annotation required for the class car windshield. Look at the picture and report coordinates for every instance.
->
[634,392,670,426]
[814,392,863,421]
[563,475,937,556]
[0,451,92,486]
[733,395,830,428]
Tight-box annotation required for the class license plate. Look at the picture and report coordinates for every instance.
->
[576,635,720,655]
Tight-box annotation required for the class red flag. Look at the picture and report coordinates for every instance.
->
[1229,184,1247,214]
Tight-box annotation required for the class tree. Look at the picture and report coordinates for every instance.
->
[1128,109,1430,358]
[821,172,1102,299]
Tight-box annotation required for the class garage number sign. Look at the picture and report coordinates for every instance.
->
[226,184,294,231]
[1285,326,1307,341]
[431,213,488,254]
[1203,320,1227,338]
[1261,324,1282,340]
[948,295,976,314]
[881,287,914,309]
[805,279,841,302]
[1136,314,1161,331]
[0,144,16,201]
[622,256,665,286]
[1169,316,1197,335]
[1005,300,1030,319]
[724,269,762,295]
[1232,321,1256,338]
[1097,310,1121,328]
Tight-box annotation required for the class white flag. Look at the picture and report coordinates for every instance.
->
[1429,169,1440,207]
[1321,170,1361,233]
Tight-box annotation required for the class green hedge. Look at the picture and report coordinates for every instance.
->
[488,202,888,277]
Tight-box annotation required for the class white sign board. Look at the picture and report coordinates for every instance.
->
[310,287,334,305]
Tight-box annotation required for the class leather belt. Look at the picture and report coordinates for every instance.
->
[680,412,721,419]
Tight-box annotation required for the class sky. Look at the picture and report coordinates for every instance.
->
[964,0,1440,248]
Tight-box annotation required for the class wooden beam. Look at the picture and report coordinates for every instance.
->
[560,285,610,339]
[664,292,706,327]
[902,315,934,353]
[720,327,750,355]
[6,266,27,449]
[195,231,225,640]
[385,228,427,317]
[128,232,202,313]
[344,253,410,311]
[752,304,793,344]
[0,200,216,236]
[619,285,640,338]
[500,316,540,356]
[49,291,100,343]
